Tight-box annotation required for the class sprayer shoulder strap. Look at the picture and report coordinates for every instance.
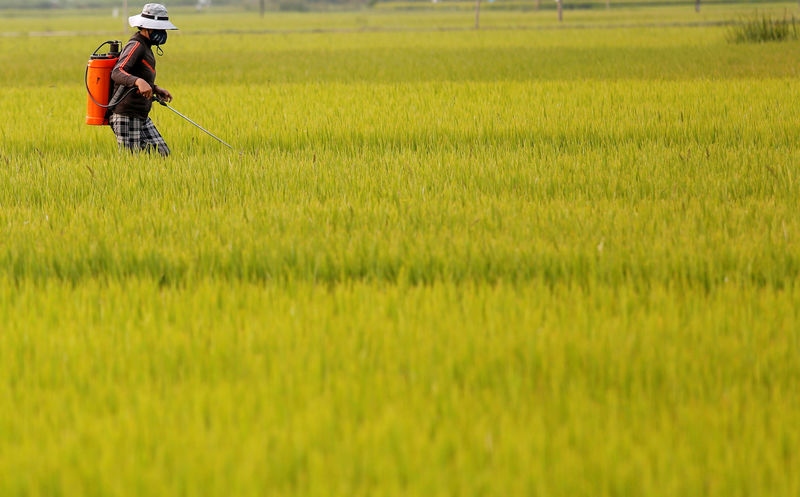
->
[107,84,130,112]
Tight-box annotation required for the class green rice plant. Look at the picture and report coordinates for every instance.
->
[727,11,799,42]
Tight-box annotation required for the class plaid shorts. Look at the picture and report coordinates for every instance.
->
[109,113,170,157]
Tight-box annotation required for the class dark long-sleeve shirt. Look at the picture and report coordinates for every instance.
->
[111,32,156,120]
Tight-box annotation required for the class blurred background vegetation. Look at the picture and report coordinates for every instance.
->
[0,0,784,12]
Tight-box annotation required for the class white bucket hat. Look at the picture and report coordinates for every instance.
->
[129,3,179,30]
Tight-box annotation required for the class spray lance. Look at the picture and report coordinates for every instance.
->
[152,95,235,151]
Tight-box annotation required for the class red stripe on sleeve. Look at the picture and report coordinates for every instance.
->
[118,41,141,78]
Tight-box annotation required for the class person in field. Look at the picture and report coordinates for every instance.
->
[110,3,178,157]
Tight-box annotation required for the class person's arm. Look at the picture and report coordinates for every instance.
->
[111,41,153,99]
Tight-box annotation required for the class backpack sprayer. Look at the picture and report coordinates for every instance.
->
[85,40,126,125]
[85,40,234,150]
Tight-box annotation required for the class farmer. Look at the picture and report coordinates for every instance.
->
[110,3,178,156]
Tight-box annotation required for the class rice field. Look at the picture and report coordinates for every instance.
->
[0,4,799,496]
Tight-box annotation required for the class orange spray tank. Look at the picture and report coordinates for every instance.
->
[85,41,121,125]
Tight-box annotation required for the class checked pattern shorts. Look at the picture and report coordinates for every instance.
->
[109,114,171,157]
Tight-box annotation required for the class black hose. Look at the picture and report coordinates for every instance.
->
[84,66,136,109]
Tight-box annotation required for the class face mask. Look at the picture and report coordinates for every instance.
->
[150,30,167,46]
